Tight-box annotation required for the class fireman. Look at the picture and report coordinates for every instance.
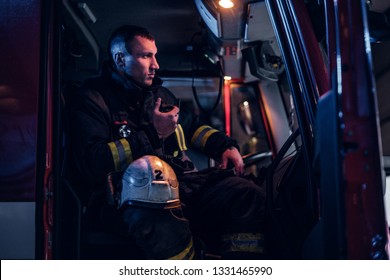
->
[68,25,266,259]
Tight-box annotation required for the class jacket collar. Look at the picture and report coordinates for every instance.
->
[102,61,163,94]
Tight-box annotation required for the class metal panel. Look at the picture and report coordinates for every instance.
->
[0,203,36,259]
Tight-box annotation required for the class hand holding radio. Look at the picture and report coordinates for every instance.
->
[152,97,180,139]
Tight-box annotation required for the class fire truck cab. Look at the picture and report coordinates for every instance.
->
[0,0,389,260]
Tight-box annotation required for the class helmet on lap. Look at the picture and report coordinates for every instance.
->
[120,155,180,209]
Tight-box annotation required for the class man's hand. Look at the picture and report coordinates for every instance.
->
[220,146,244,176]
[152,97,180,139]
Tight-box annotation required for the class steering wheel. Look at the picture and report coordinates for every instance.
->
[242,151,273,168]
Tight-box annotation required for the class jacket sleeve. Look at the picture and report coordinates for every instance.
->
[178,101,239,161]
[68,88,157,189]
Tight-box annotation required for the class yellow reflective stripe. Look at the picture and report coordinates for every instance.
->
[221,233,265,254]
[175,124,187,151]
[200,129,218,149]
[178,125,187,150]
[191,125,218,150]
[167,239,195,260]
[191,125,209,145]
[108,142,120,171]
[175,128,184,151]
[108,139,133,171]
[119,138,133,165]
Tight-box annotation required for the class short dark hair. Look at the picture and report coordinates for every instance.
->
[107,25,154,65]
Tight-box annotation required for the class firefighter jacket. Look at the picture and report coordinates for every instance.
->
[68,62,238,192]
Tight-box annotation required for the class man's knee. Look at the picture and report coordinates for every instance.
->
[121,206,194,259]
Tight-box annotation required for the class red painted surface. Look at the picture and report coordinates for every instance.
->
[0,1,41,201]
[335,0,388,259]
[224,80,231,136]
[290,0,330,97]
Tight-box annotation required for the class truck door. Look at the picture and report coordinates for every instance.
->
[0,0,59,259]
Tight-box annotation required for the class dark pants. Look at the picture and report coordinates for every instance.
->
[120,168,266,259]
[181,169,266,257]
[120,206,194,259]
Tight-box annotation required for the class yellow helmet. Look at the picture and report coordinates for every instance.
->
[120,155,180,209]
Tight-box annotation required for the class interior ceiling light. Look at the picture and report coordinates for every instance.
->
[218,0,234,9]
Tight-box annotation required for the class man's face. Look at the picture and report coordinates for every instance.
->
[118,35,159,87]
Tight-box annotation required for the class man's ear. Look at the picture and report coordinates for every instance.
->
[114,52,125,68]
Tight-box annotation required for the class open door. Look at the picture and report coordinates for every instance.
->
[315,0,389,259]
